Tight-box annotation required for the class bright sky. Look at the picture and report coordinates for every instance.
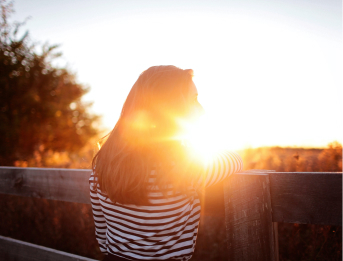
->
[10,0,342,150]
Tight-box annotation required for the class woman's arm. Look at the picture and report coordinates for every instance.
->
[89,175,108,254]
[193,151,243,189]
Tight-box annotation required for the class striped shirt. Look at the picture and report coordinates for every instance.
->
[89,151,243,260]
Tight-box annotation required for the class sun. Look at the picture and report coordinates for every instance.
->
[177,114,228,163]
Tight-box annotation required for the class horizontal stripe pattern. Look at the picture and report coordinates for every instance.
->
[89,151,243,260]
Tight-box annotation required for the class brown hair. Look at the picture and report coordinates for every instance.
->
[92,66,200,205]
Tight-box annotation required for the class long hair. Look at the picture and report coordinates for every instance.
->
[92,66,201,205]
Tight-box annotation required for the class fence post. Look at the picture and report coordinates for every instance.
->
[223,171,277,261]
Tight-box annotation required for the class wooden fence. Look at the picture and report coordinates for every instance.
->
[0,166,341,261]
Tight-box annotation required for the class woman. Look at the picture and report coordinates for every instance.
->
[90,65,243,261]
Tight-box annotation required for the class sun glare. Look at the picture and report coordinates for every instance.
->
[178,114,229,163]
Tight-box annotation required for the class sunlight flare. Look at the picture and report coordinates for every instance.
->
[177,114,229,162]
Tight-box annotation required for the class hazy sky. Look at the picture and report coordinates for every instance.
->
[9,0,342,149]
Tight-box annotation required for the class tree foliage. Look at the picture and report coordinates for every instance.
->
[0,1,99,166]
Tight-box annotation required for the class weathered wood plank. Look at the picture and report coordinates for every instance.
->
[1,167,341,226]
[269,172,342,226]
[273,222,279,261]
[0,235,98,261]
[199,180,225,216]
[224,172,276,261]
[0,167,92,204]
[0,167,225,216]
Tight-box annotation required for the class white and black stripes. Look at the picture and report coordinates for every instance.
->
[89,151,243,260]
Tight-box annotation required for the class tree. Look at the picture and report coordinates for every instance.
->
[0,0,100,166]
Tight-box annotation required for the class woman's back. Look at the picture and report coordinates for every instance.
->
[90,151,243,260]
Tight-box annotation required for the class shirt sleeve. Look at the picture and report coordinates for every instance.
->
[193,151,243,189]
[89,174,108,254]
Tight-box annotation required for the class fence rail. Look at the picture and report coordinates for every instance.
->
[0,167,341,261]
[0,235,97,261]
